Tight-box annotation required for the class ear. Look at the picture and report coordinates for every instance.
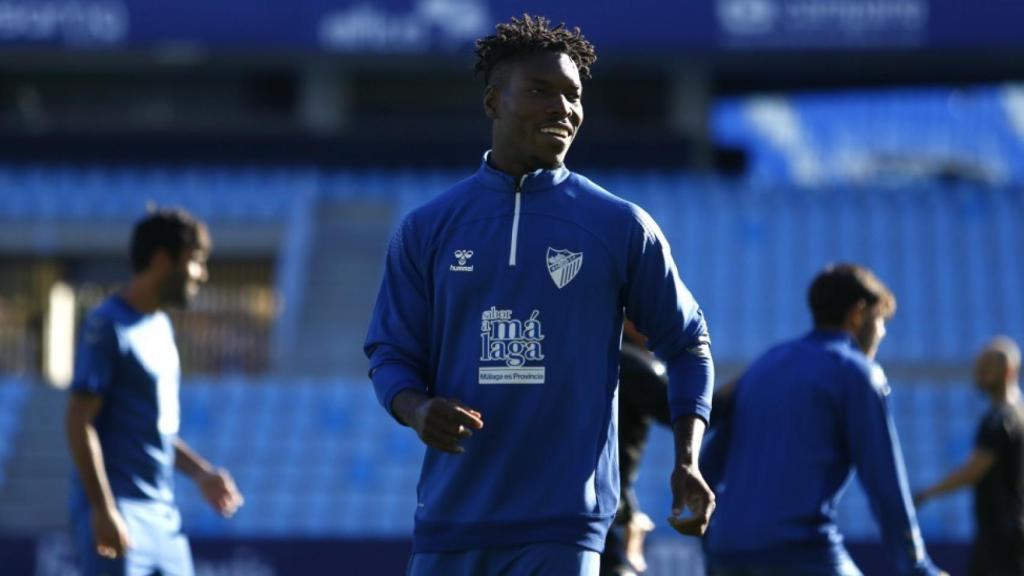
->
[483,84,500,120]
[149,248,173,275]
[843,300,866,332]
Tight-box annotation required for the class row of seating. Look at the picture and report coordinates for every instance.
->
[0,166,311,221]
[5,163,1019,363]
[713,85,1024,186]
[0,375,995,539]
[606,180,1024,364]
[323,168,1024,364]
[0,379,31,489]
[169,378,990,539]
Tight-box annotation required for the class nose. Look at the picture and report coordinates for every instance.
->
[547,94,572,118]
[189,260,208,283]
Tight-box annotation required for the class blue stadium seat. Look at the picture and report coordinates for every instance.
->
[0,165,302,222]
[173,371,1013,540]
[0,380,29,484]
[713,87,1024,187]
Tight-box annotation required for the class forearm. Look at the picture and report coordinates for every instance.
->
[65,415,116,512]
[174,438,214,479]
[925,451,995,502]
[923,474,969,500]
[390,388,431,428]
[369,359,429,423]
[672,416,706,467]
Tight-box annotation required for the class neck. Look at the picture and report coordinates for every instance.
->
[487,148,528,179]
[487,145,558,180]
[815,323,852,336]
[120,277,161,314]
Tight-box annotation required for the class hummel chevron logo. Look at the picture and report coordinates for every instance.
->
[451,249,474,272]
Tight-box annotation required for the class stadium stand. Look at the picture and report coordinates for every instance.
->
[0,376,986,542]
[0,378,31,490]
[0,165,1021,365]
[0,158,1018,561]
[713,86,1024,186]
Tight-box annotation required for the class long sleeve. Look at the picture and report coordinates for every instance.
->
[364,217,431,421]
[622,205,713,424]
[844,365,938,576]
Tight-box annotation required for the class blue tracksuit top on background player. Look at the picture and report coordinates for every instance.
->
[702,330,939,575]
[364,154,714,553]
[70,295,180,508]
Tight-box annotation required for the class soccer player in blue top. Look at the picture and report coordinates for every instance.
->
[65,209,244,576]
[701,263,945,576]
[364,14,716,576]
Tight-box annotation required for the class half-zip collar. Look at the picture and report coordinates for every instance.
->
[476,150,571,194]
[476,151,570,267]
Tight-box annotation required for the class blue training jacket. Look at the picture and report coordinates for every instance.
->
[364,154,714,553]
[702,330,939,575]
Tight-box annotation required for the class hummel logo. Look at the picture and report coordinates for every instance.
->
[451,249,474,272]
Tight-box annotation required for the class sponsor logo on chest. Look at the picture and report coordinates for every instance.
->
[478,307,545,385]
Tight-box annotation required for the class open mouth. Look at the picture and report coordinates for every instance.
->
[539,126,572,141]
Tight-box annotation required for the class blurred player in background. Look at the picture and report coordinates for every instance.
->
[65,209,244,576]
[915,336,1024,576]
[601,319,672,576]
[364,14,715,576]
[701,263,944,576]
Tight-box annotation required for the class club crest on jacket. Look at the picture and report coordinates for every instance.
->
[546,247,583,289]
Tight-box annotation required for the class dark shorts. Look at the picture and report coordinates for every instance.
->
[970,530,1024,576]
[72,499,194,576]
[408,543,600,576]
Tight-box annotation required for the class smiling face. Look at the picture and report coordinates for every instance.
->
[485,51,583,176]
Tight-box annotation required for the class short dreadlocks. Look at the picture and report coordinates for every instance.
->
[474,14,597,86]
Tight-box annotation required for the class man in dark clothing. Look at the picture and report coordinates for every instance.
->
[916,336,1024,576]
[602,321,672,576]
